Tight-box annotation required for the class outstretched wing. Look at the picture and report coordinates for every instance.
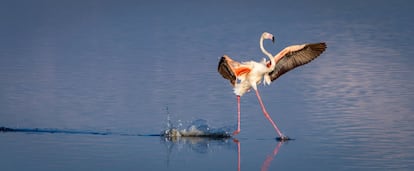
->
[218,55,251,87]
[269,42,327,81]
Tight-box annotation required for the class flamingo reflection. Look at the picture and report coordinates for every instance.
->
[233,139,284,171]
[261,141,283,171]
[161,136,285,171]
[233,139,241,171]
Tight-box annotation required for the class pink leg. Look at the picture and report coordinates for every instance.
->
[233,95,241,135]
[255,89,284,137]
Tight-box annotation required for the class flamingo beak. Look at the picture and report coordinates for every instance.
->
[272,36,275,43]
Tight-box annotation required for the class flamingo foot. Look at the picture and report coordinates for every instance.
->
[276,135,293,142]
[233,130,240,136]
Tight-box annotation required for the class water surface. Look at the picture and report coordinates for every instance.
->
[1,0,413,170]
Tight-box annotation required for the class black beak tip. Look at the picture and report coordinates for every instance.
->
[272,37,275,43]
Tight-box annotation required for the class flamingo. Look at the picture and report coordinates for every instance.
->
[218,32,326,140]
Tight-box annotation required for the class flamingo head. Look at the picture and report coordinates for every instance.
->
[262,32,275,43]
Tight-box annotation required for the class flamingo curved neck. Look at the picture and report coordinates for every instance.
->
[260,36,275,70]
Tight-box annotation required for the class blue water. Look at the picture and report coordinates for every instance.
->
[1,0,414,170]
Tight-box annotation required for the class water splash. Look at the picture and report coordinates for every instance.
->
[162,119,232,138]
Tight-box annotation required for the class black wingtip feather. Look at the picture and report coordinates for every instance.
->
[218,56,236,86]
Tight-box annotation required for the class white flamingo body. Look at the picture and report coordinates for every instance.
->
[231,32,275,96]
[234,60,269,96]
